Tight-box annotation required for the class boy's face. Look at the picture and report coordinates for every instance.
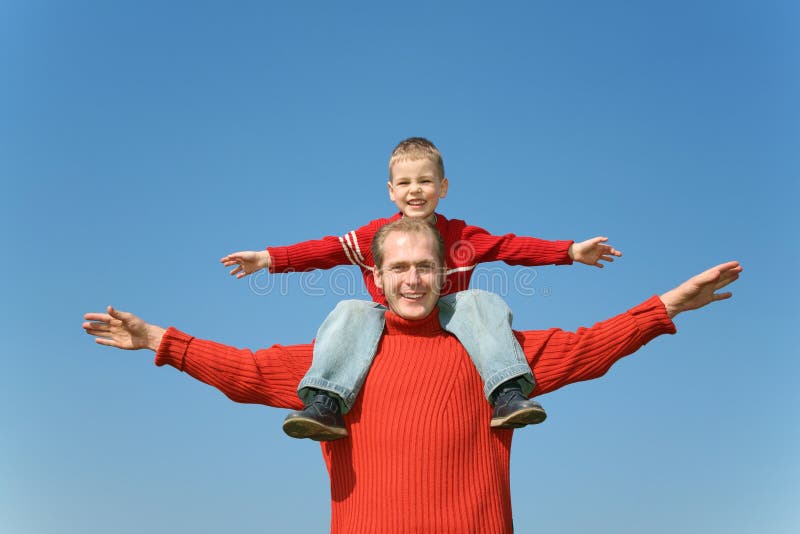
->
[373,229,444,321]
[388,158,448,222]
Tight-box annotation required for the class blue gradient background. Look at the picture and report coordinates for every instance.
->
[2,1,797,532]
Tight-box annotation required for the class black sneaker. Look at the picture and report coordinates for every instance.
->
[282,392,348,441]
[490,384,547,429]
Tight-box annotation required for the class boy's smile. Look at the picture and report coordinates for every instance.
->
[388,158,449,222]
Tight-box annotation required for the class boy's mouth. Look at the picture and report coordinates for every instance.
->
[407,199,426,207]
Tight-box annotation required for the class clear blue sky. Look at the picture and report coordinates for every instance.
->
[2,1,797,532]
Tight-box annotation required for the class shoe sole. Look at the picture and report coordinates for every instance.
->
[490,407,547,429]
[282,416,349,441]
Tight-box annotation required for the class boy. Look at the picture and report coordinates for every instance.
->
[221,137,621,440]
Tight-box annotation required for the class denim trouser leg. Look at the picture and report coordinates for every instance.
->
[297,300,387,413]
[437,289,535,402]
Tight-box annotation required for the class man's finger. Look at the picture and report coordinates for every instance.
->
[84,312,111,322]
[715,274,739,291]
[108,306,134,322]
[83,324,110,335]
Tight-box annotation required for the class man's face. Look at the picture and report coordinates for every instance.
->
[373,230,444,320]
[387,158,448,222]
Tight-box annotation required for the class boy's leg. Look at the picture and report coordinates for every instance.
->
[437,289,547,429]
[283,299,386,441]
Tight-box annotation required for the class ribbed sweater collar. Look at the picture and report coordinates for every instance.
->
[383,307,444,337]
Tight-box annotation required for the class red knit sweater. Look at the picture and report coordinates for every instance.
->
[267,213,573,305]
[155,296,675,533]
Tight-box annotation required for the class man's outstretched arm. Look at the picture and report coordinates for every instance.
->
[83,306,166,351]
[83,307,309,410]
[659,260,741,318]
[520,261,742,396]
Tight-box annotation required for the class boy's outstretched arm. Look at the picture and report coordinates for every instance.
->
[569,236,622,268]
[220,250,272,279]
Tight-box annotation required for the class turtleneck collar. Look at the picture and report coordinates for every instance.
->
[383,307,444,337]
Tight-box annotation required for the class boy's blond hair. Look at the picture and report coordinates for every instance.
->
[388,137,445,182]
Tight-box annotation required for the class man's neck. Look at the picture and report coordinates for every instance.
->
[383,307,443,336]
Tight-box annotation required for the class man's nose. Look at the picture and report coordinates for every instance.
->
[406,267,422,284]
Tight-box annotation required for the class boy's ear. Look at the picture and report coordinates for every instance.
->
[439,177,449,198]
[387,181,396,202]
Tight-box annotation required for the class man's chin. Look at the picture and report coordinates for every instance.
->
[394,304,434,321]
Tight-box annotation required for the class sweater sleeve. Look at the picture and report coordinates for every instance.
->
[154,327,310,410]
[517,295,677,396]
[267,218,387,273]
[456,223,574,267]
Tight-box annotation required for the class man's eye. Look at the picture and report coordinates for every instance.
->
[391,266,408,274]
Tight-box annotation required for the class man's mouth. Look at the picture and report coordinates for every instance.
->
[400,293,424,300]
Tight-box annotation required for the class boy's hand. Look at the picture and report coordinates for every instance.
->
[569,236,622,268]
[220,250,271,279]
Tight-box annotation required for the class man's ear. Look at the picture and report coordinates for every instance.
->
[387,181,396,202]
[373,266,383,292]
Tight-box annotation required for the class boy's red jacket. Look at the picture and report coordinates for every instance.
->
[267,212,574,305]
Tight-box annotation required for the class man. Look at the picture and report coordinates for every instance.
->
[83,218,741,534]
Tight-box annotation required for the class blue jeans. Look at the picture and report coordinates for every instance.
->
[297,289,535,413]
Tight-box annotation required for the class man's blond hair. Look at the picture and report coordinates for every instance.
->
[388,137,445,182]
[371,218,445,270]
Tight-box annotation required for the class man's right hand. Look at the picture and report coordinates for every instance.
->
[220,250,271,279]
[83,306,165,351]
[659,261,742,319]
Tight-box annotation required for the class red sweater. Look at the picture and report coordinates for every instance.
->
[155,296,675,533]
[267,213,574,304]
